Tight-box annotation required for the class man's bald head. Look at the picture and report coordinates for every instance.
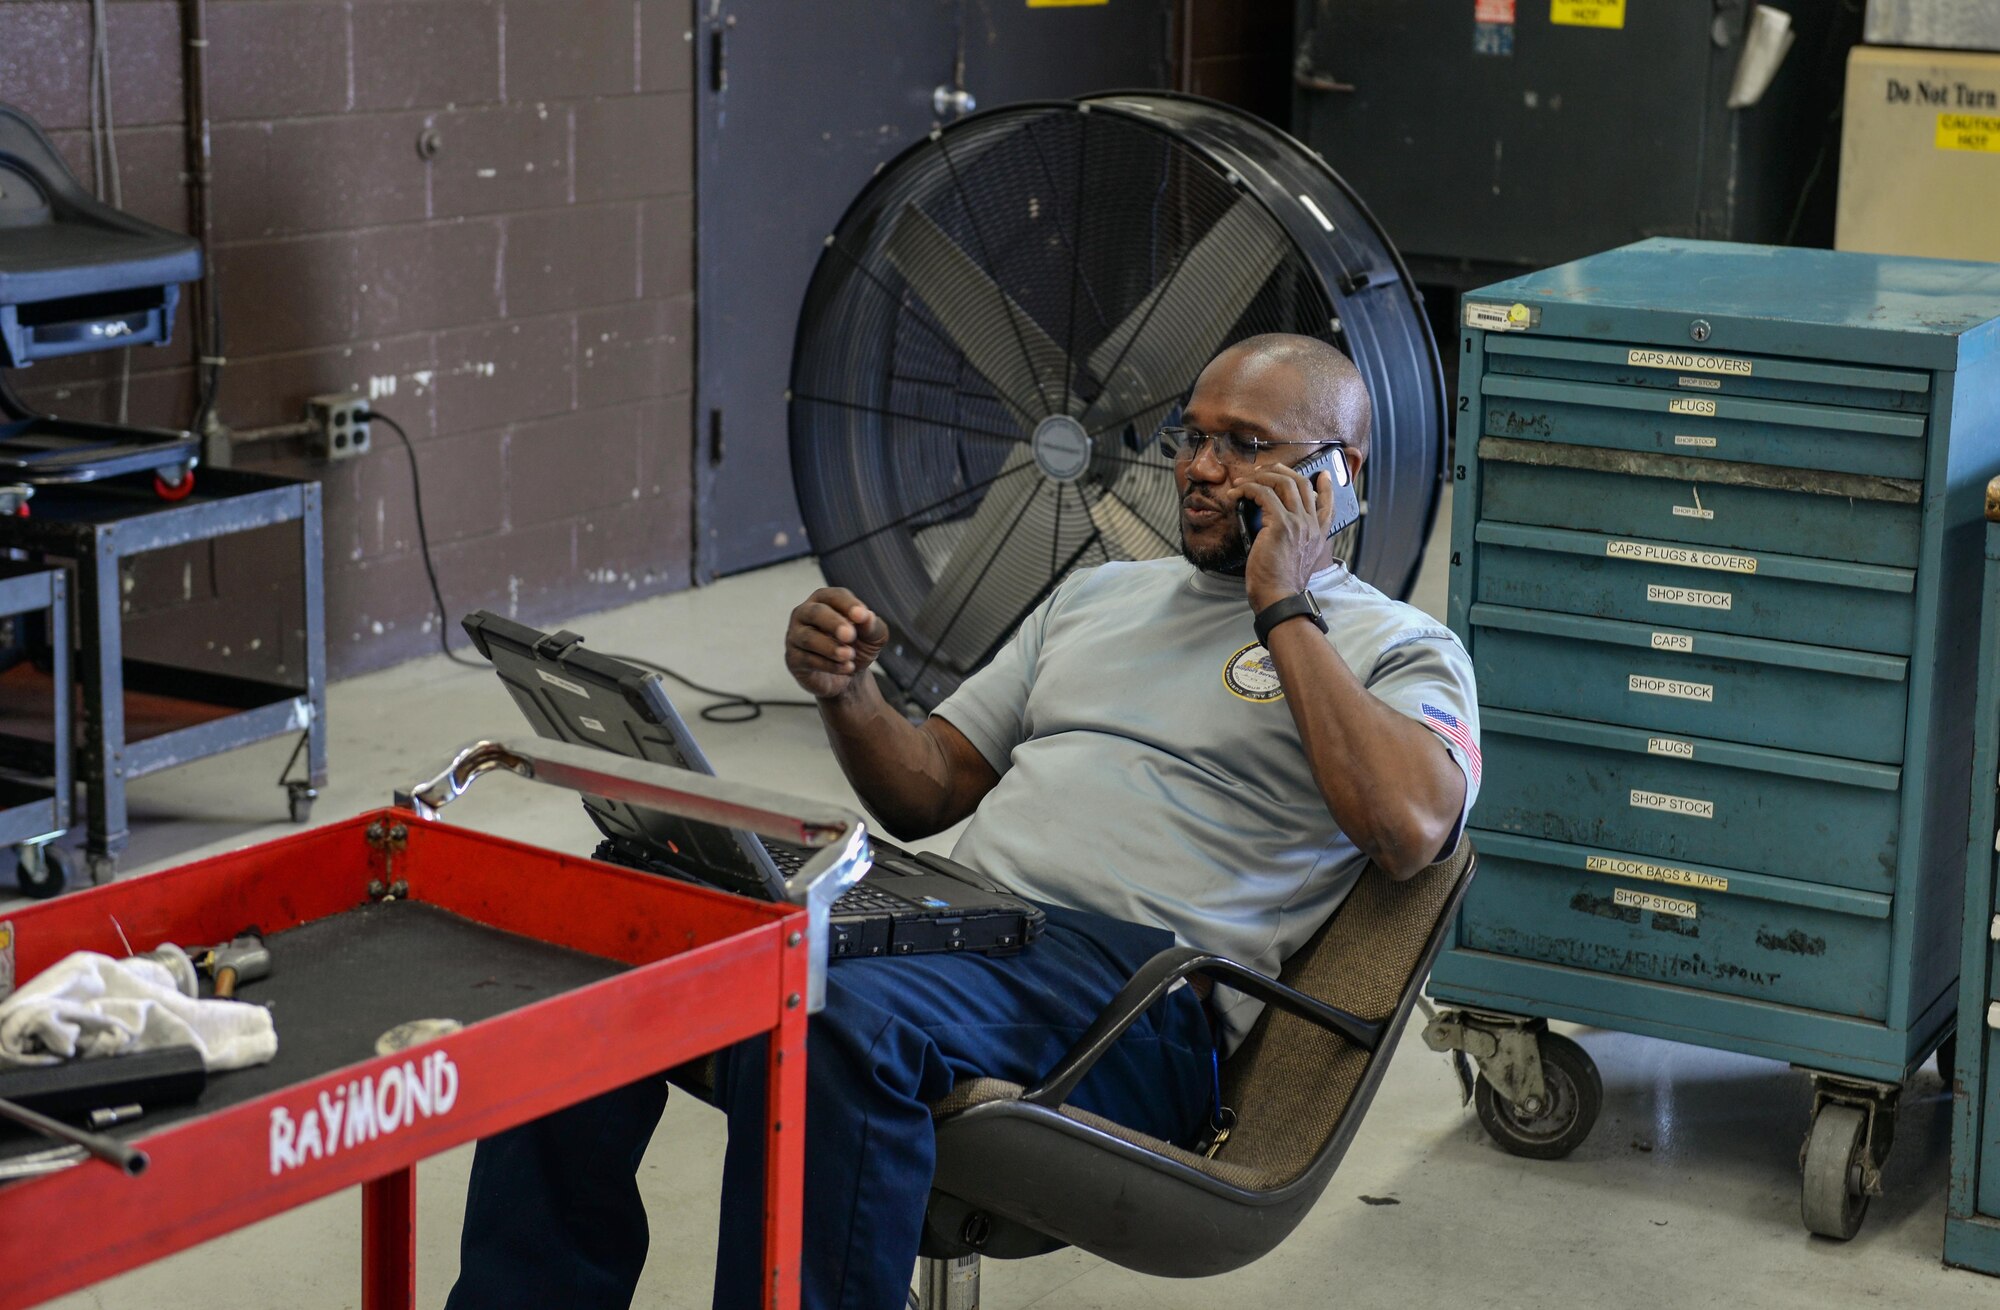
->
[1188,333,1373,465]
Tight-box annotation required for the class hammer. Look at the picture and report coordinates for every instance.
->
[197,931,270,999]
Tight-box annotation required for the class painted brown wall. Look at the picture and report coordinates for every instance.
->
[0,1,695,679]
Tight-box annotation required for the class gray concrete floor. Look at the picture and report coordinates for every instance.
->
[21,490,1991,1308]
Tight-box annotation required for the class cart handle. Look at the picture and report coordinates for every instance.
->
[396,738,871,1012]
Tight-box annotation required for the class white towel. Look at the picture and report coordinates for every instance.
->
[0,950,277,1072]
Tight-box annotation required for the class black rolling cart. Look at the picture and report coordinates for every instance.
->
[0,471,327,890]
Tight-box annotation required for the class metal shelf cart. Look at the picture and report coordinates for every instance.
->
[1426,238,2000,1239]
[0,469,326,886]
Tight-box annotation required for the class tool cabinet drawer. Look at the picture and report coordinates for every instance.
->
[1482,335,1933,413]
[1471,522,1917,655]
[1474,710,1902,892]
[1481,375,1928,480]
[1470,604,1910,763]
[1479,438,1922,568]
[1459,832,1893,1019]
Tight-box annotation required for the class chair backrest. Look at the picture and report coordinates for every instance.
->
[1211,838,1476,1188]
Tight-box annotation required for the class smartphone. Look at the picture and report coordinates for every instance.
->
[1236,444,1362,544]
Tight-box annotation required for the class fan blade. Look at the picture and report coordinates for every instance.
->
[909,448,1058,674]
[1081,489,1169,561]
[1081,197,1289,432]
[1082,450,1180,560]
[883,204,1070,426]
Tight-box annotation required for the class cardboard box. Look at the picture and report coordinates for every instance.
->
[1837,45,2000,261]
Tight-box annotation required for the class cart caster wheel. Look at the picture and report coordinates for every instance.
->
[1936,1032,1958,1089]
[86,852,116,886]
[15,844,72,899]
[287,784,316,824]
[1802,1103,1871,1240]
[1473,1031,1602,1160]
[154,467,195,501]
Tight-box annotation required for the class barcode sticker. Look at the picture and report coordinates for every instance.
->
[538,670,590,698]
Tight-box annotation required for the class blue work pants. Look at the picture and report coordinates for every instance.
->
[445,905,1215,1309]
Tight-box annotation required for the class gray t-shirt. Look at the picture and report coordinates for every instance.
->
[934,556,1480,1054]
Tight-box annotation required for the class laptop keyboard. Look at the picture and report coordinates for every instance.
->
[830,882,911,915]
[765,842,808,874]
[766,840,912,915]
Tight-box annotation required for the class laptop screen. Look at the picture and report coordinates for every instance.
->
[460,609,786,901]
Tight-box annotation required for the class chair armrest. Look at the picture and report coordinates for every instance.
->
[1018,946,1381,1109]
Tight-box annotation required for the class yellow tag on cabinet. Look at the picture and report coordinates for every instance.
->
[1552,0,1624,28]
[1938,113,2000,152]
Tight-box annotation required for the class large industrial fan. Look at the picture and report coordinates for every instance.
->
[790,92,1445,710]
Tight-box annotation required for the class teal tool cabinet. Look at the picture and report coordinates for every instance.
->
[1425,239,2000,1241]
[1946,484,2000,1276]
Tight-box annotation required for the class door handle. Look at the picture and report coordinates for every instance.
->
[933,84,977,118]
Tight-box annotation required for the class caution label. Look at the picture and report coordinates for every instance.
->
[1938,112,2000,152]
[1551,0,1624,27]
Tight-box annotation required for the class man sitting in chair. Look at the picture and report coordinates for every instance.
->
[446,333,1479,1309]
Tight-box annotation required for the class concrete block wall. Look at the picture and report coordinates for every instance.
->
[0,0,696,679]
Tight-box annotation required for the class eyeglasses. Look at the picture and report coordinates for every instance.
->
[1156,425,1328,466]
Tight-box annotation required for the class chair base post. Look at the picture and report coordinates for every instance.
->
[913,1253,981,1309]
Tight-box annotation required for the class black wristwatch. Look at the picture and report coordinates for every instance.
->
[1253,591,1328,647]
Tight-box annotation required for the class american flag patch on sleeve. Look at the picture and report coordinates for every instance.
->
[1420,703,1481,784]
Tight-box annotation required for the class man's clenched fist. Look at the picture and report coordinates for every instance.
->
[785,587,890,701]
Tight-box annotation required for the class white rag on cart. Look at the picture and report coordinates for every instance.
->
[0,951,276,1071]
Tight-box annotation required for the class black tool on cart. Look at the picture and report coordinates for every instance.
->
[0,100,202,493]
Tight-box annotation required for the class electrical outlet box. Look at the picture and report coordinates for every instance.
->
[305,392,371,461]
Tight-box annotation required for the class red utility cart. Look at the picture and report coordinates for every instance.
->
[0,738,872,1310]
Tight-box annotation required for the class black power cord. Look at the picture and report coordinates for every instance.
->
[375,410,484,668]
[373,408,820,723]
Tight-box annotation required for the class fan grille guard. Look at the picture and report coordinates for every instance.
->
[791,93,1445,710]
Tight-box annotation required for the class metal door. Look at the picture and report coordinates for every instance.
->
[695,0,1171,579]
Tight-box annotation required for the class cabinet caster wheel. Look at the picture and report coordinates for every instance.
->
[86,852,116,886]
[1801,1103,1871,1240]
[15,844,72,899]
[287,783,316,824]
[1473,1031,1602,1160]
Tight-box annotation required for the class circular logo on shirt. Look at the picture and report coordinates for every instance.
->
[1222,642,1285,702]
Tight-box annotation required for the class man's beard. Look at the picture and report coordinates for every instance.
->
[1181,523,1248,574]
